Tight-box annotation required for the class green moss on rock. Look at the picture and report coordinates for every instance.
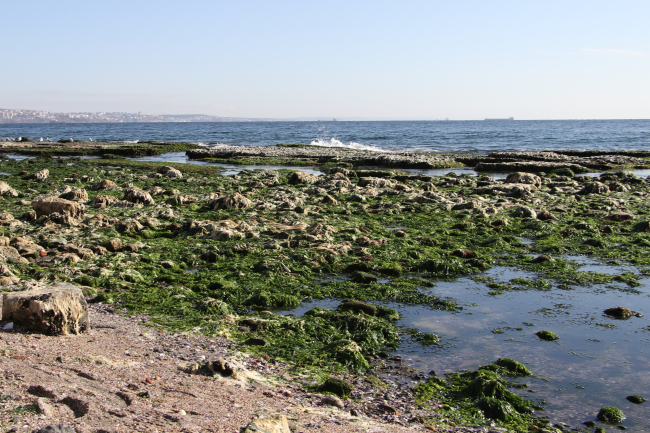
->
[536,330,559,341]
[596,406,625,424]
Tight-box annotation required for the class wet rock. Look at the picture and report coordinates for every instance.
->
[352,271,378,284]
[123,188,155,205]
[596,406,625,423]
[505,172,542,187]
[626,395,646,404]
[210,228,243,241]
[288,171,319,185]
[337,300,377,316]
[322,194,338,204]
[358,177,395,188]
[32,196,85,219]
[451,249,477,259]
[30,168,49,181]
[603,306,634,319]
[421,182,436,191]
[604,212,634,223]
[452,201,478,210]
[320,394,345,409]
[1,283,89,335]
[241,414,291,433]
[537,210,558,221]
[511,205,537,219]
[0,245,28,264]
[0,180,19,197]
[209,192,252,210]
[59,188,88,201]
[157,166,183,178]
[92,179,118,190]
[633,221,650,232]
[104,238,123,252]
[116,219,144,233]
[91,195,119,207]
[579,181,610,195]
[536,330,559,341]
[318,377,353,397]
[533,254,553,263]
[494,358,531,377]
[356,236,385,247]
[243,337,269,346]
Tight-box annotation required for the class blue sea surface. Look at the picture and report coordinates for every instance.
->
[1,119,649,152]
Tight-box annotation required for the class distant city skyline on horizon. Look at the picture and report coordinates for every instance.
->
[4,107,650,123]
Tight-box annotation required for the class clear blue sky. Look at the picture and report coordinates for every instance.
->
[2,0,649,119]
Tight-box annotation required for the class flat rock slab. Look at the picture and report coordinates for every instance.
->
[1,283,90,335]
[475,161,587,173]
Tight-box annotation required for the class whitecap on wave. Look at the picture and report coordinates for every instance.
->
[309,138,390,152]
[196,142,229,147]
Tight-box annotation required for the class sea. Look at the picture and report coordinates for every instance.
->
[1,119,649,152]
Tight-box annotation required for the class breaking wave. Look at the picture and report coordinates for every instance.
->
[309,138,390,152]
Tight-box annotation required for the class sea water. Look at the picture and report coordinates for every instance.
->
[1,119,649,153]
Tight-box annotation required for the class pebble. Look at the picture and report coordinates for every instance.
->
[3,322,14,330]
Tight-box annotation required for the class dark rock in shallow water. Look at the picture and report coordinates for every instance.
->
[603,306,634,319]
[626,395,646,404]
[337,300,377,316]
[536,330,559,341]
[352,271,378,284]
[596,406,625,423]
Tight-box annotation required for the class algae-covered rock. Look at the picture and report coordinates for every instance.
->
[596,406,625,423]
[505,172,542,187]
[451,249,477,259]
[0,180,19,197]
[352,271,378,284]
[123,188,155,205]
[92,179,117,190]
[626,395,646,404]
[579,181,610,195]
[603,306,634,319]
[325,340,370,370]
[337,300,377,316]
[318,377,353,397]
[209,192,251,210]
[476,397,518,422]
[511,205,537,219]
[536,330,559,341]
[494,358,532,377]
[32,196,85,219]
[59,188,88,201]
[288,171,319,185]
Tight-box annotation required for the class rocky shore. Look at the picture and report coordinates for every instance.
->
[1,145,648,432]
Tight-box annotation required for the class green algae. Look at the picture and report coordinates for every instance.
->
[414,365,543,430]
[317,377,354,397]
[3,155,650,429]
[536,330,560,341]
[596,406,626,424]
[0,141,200,157]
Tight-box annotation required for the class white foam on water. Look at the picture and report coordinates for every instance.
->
[309,138,390,152]
[123,140,139,143]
